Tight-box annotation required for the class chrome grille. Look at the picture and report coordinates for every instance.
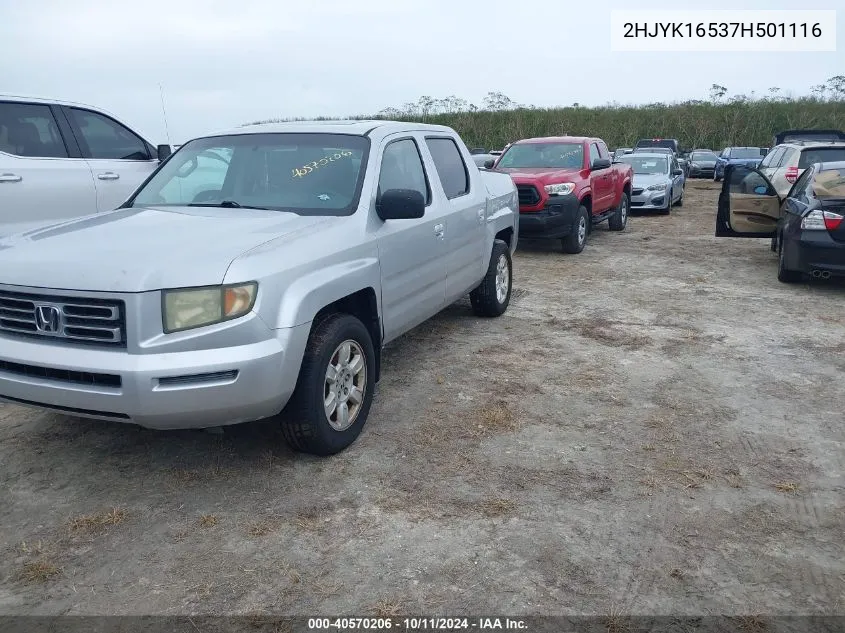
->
[0,290,126,347]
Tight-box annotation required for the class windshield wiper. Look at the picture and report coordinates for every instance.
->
[188,201,269,210]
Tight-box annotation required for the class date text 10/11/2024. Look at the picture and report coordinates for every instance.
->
[307,617,528,630]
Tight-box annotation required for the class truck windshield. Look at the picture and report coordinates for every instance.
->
[496,143,584,169]
[129,133,370,216]
[728,148,761,159]
[618,156,668,175]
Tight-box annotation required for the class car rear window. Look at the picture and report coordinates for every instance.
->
[798,148,845,168]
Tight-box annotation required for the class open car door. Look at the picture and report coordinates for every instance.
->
[715,164,781,238]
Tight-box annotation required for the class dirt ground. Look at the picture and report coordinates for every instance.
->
[1,179,844,618]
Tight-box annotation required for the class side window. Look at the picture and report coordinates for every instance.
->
[425,137,469,199]
[597,142,610,159]
[721,148,730,158]
[777,148,797,168]
[0,102,68,158]
[765,147,786,168]
[589,143,601,165]
[759,148,778,168]
[790,167,814,202]
[378,139,429,205]
[67,108,150,160]
[671,158,680,172]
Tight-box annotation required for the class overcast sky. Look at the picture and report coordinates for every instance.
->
[1,0,841,144]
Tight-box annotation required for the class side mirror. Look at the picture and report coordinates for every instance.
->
[376,189,425,221]
[157,144,172,161]
[484,159,495,169]
[591,158,611,170]
[672,169,683,176]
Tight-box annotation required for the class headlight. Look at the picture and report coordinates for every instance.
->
[646,183,667,191]
[544,183,575,196]
[163,282,257,333]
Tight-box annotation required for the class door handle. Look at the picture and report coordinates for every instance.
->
[0,173,22,183]
[434,223,445,238]
[477,209,485,223]
[97,172,120,181]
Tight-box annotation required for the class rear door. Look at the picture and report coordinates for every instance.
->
[768,148,798,197]
[759,146,784,180]
[61,106,158,212]
[373,135,448,343]
[0,101,97,233]
[423,135,486,303]
[715,165,781,238]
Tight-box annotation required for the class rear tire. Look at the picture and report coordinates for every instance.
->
[777,237,802,284]
[470,240,512,317]
[280,314,376,456]
[608,192,629,231]
[562,206,589,253]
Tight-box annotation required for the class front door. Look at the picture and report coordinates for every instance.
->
[62,106,158,211]
[373,135,448,343]
[715,165,781,238]
[589,142,611,212]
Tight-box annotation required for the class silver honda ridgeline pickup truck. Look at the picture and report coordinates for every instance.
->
[0,121,518,455]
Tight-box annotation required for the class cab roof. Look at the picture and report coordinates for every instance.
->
[513,136,598,145]
[207,120,456,139]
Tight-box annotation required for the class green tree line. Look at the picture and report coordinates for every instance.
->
[249,76,845,151]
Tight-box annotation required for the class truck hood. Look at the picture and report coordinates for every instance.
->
[0,206,335,292]
[496,167,582,185]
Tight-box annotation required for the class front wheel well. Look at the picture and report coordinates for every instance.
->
[495,227,514,249]
[313,288,381,381]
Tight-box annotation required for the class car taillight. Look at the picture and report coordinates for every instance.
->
[801,210,844,230]
[785,166,799,183]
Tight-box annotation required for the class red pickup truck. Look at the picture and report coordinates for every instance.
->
[492,136,633,253]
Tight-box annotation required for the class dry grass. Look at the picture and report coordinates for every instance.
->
[20,559,61,583]
[775,482,799,493]
[371,599,403,618]
[479,497,517,518]
[603,605,632,633]
[198,514,219,528]
[69,507,128,533]
[246,520,278,537]
[736,614,768,632]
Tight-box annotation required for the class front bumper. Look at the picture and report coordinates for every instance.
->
[689,166,715,178]
[0,322,310,429]
[518,194,580,239]
[783,230,845,276]
[630,188,669,210]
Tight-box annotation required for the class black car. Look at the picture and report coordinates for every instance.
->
[716,161,845,282]
[687,150,719,178]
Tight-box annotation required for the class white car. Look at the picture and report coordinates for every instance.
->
[0,95,172,234]
[759,140,845,197]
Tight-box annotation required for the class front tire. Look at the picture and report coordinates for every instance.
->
[714,171,721,182]
[777,237,802,284]
[562,206,589,253]
[471,240,512,317]
[674,187,684,207]
[280,314,376,456]
[608,192,629,231]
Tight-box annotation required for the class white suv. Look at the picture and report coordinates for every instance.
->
[759,140,845,197]
[0,95,171,234]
